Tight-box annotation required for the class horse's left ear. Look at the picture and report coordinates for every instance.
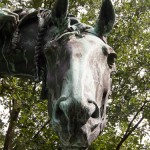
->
[95,0,115,36]
[52,0,68,25]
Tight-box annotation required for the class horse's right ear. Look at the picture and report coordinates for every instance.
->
[52,0,68,25]
[95,0,115,37]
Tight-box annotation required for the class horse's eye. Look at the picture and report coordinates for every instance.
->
[102,46,117,69]
[107,53,117,69]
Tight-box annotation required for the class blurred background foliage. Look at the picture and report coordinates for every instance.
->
[0,0,149,149]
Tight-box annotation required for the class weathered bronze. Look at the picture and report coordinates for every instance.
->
[0,0,116,149]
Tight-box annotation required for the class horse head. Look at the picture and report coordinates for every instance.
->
[43,0,116,148]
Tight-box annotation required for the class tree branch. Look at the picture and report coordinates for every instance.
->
[116,116,144,150]
[124,101,147,135]
[32,119,50,139]
[116,101,148,150]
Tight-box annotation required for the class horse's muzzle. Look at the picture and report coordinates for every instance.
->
[51,96,101,147]
[54,96,99,125]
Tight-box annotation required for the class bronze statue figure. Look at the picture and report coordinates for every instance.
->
[0,0,116,149]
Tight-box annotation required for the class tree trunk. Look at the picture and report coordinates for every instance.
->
[3,99,20,150]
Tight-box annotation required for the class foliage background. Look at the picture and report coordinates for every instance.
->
[0,0,149,149]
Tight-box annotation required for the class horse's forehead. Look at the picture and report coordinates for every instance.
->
[66,34,108,54]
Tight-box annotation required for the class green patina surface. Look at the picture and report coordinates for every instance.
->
[0,0,116,149]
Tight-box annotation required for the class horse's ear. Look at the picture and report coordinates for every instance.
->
[52,0,68,25]
[95,0,115,36]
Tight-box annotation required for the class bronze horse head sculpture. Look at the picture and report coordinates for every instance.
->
[0,0,116,148]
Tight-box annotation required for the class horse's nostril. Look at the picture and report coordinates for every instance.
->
[88,100,99,118]
[55,97,68,121]
[56,105,63,118]
[54,98,99,127]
